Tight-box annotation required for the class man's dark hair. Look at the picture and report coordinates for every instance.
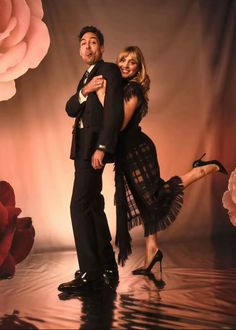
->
[78,26,104,46]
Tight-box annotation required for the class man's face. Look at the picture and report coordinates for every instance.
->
[79,32,104,65]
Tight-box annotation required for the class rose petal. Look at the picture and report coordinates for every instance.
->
[15,216,32,229]
[0,202,8,231]
[0,181,15,206]
[7,206,22,220]
[26,0,44,19]
[228,182,236,204]
[228,168,236,204]
[0,17,17,44]
[0,224,15,266]
[0,80,16,101]
[0,60,28,81]
[231,189,236,205]
[228,210,236,227]
[222,191,236,211]
[0,18,50,81]
[0,254,15,279]
[11,217,35,264]
[0,41,27,73]
[0,181,16,206]
[0,0,13,32]
[22,16,50,68]
[1,0,31,48]
[228,168,236,190]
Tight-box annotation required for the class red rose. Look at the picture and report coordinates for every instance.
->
[0,181,35,279]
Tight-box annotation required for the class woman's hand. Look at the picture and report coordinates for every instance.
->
[82,75,104,96]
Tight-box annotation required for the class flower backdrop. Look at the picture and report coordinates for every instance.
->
[222,168,236,227]
[0,0,50,101]
[0,181,35,279]
[0,0,235,254]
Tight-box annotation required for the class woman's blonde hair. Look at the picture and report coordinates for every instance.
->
[116,46,150,101]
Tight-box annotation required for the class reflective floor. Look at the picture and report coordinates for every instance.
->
[1,236,236,329]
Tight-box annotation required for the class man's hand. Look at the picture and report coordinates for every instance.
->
[91,149,105,170]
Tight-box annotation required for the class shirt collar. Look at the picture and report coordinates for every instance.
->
[87,64,95,73]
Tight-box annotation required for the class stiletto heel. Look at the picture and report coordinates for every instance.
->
[192,153,228,175]
[147,273,166,289]
[159,259,162,275]
[132,249,163,275]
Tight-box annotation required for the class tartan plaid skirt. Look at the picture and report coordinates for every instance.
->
[114,132,184,265]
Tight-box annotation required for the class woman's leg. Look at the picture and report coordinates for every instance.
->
[141,164,219,270]
[143,233,159,268]
[180,164,219,189]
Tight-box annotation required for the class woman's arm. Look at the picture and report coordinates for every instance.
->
[96,79,106,106]
[96,80,138,131]
[121,96,138,130]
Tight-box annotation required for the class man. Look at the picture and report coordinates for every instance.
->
[58,26,123,293]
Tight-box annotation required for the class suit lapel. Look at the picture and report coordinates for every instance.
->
[77,71,88,92]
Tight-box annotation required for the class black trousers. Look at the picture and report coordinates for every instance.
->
[70,156,117,277]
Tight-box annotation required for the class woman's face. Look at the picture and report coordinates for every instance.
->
[118,53,139,79]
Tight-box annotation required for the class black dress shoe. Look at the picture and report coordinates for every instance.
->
[132,249,163,276]
[74,269,82,278]
[103,268,119,285]
[58,273,104,293]
[75,268,119,284]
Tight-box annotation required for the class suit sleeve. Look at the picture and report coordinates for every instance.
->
[65,84,85,118]
[96,64,123,154]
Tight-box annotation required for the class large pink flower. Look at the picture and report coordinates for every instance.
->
[0,181,35,279]
[222,168,236,226]
[0,0,50,101]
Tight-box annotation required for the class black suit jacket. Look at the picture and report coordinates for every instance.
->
[66,60,123,162]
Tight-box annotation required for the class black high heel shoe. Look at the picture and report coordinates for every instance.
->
[132,249,163,276]
[192,153,228,175]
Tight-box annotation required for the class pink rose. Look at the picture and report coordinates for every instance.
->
[222,168,236,226]
[0,181,35,279]
[0,0,50,101]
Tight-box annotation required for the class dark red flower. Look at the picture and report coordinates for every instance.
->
[0,181,35,279]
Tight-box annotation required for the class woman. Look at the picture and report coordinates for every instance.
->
[86,46,227,275]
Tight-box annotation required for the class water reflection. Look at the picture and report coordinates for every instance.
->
[116,273,164,329]
[1,239,236,329]
[0,310,39,329]
[58,284,117,329]
[57,274,165,329]
[146,272,166,289]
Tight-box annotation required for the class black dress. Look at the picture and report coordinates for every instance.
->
[114,81,184,265]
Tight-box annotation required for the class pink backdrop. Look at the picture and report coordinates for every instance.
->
[0,0,235,252]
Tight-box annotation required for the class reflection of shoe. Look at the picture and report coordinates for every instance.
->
[147,273,166,289]
[58,272,104,293]
[132,249,163,275]
[58,292,80,300]
[192,153,228,175]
